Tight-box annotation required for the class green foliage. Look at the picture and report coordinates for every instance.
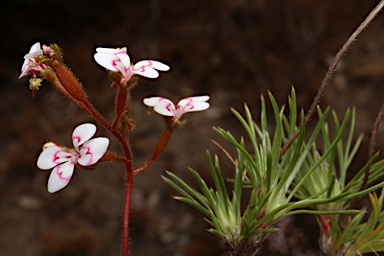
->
[291,106,384,255]
[163,88,384,255]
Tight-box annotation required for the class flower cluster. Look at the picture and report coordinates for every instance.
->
[19,42,210,193]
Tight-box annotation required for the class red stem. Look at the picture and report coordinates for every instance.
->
[83,102,133,256]
[47,62,133,256]
[123,165,133,255]
[113,87,129,129]
[133,126,175,175]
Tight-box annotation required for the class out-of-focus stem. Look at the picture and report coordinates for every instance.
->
[359,102,384,193]
[280,0,384,157]
[368,103,384,160]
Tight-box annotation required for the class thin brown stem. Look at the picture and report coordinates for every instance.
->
[212,140,237,167]
[368,103,384,160]
[280,0,384,157]
[358,102,384,193]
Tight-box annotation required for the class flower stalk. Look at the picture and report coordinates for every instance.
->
[113,86,129,129]
[19,42,209,256]
[133,126,175,175]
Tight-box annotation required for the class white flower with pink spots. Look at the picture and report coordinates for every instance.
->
[94,47,170,84]
[19,42,47,78]
[143,96,210,122]
[37,123,109,193]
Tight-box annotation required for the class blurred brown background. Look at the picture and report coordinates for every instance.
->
[2,0,384,255]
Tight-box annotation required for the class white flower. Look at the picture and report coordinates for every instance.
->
[94,47,170,84]
[143,96,210,122]
[19,42,46,78]
[37,123,109,193]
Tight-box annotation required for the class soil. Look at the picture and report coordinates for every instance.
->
[2,0,384,255]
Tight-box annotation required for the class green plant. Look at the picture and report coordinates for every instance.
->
[164,89,384,255]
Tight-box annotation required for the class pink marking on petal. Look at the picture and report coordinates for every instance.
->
[115,50,127,55]
[39,63,47,71]
[111,59,122,72]
[186,104,195,111]
[139,66,146,72]
[56,165,71,181]
[146,60,153,66]
[178,98,194,112]
[166,103,175,114]
[53,150,66,164]
[73,136,81,145]
[81,145,94,165]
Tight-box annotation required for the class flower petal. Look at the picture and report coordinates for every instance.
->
[115,50,131,68]
[19,43,44,78]
[134,60,170,71]
[72,123,96,149]
[78,137,110,166]
[153,100,176,116]
[19,60,31,78]
[24,42,43,59]
[94,47,131,73]
[143,97,168,107]
[47,161,74,193]
[37,146,71,170]
[96,47,127,54]
[94,52,122,72]
[183,101,210,112]
[20,58,29,71]
[177,96,210,108]
[133,66,159,78]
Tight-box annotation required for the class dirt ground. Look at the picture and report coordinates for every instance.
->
[2,0,384,255]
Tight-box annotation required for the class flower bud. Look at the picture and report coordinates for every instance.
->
[42,142,58,150]
[29,78,43,97]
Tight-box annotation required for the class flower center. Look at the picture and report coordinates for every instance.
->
[70,150,80,164]
[174,106,185,122]
[122,65,134,82]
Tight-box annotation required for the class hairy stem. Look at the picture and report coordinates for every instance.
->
[85,100,133,256]
[50,63,134,255]
[133,126,175,175]
[123,164,133,256]
[113,87,129,129]
[280,0,384,157]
